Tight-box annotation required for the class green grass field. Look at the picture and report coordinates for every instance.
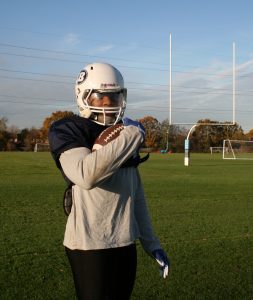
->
[0,152,252,299]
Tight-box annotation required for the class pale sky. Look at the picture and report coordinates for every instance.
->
[1,0,253,132]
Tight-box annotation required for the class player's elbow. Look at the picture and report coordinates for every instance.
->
[80,180,95,190]
[76,174,100,190]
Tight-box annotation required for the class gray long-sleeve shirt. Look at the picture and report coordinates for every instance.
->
[57,122,160,254]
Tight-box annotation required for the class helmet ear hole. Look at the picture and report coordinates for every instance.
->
[82,90,91,101]
[80,108,92,118]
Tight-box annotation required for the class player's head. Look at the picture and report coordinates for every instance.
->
[75,62,127,126]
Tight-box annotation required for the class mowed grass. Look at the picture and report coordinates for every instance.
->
[0,152,252,299]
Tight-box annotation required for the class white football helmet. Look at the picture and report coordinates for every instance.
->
[75,62,127,126]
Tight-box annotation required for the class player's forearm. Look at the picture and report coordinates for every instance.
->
[60,126,142,189]
[134,181,161,254]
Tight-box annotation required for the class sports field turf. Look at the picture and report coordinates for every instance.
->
[0,152,252,299]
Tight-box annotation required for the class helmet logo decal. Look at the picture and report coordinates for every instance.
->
[100,83,117,88]
[76,70,87,84]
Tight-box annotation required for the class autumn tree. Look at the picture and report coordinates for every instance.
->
[41,110,74,141]
[245,129,253,141]
[15,127,42,151]
[0,117,7,131]
[160,119,187,152]
[191,119,245,152]
[138,116,161,149]
[0,117,9,150]
[5,125,19,151]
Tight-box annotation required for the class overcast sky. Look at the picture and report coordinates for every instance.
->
[1,0,253,132]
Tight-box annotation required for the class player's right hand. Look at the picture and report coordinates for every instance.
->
[152,248,170,279]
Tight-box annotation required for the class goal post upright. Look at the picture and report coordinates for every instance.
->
[233,41,236,125]
[167,35,236,165]
[169,32,172,126]
[167,38,236,165]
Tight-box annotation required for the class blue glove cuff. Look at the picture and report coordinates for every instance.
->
[122,117,145,140]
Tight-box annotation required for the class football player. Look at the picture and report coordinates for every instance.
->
[48,62,170,299]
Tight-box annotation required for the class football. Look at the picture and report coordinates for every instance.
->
[92,124,124,151]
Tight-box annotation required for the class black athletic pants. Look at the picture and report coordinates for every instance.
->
[65,244,137,300]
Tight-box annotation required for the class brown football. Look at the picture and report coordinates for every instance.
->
[92,124,124,151]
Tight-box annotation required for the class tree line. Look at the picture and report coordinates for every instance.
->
[1,112,253,152]
[0,111,73,151]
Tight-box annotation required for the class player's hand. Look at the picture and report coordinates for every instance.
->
[122,117,145,141]
[152,248,170,279]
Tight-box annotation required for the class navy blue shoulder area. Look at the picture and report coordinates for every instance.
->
[48,115,105,168]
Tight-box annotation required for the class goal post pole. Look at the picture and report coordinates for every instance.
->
[222,140,226,159]
[169,33,172,125]
[184,139,190,166]
[233,42,236,125]
[184,124,197,166]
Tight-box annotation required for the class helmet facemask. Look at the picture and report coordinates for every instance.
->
[80,89,127,126]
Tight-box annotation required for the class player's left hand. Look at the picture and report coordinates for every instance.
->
[152,248,170,279]
[122,117,145,141]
